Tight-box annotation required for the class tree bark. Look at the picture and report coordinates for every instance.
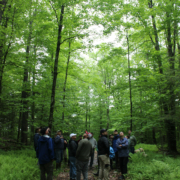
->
[49,5,64,129]
[126,31,133,131]
[62,42,71,123]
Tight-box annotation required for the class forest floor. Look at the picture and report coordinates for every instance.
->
[54,151,121,180]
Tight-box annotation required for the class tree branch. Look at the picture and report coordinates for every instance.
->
[49,0,58,23]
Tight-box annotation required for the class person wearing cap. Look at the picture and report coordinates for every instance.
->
[112,130,119,169]
[116,132,129,180]
[76,133,93,180]
[98,129,110,180]
[88,132,97,169]
[54,131,66,170]
[36,127,54,180]
[69,133,78,180]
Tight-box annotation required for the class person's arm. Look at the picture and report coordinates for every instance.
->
[121,139,128,148]
[116,139,122,149]
[48,138,54,160]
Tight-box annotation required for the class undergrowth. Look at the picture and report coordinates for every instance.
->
[128,144,180,180]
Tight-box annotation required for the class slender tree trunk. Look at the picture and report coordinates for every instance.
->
[165,11,177,152]
[49,5,64,129]
[126,31,133,131]
[62,42,71,123]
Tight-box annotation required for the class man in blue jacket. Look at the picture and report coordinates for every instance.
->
[37,127,54,180]
[54,131,66,170]
[116,132,129,180]
[112,130,119,169]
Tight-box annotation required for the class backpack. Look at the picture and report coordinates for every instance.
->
[109,146,115,159]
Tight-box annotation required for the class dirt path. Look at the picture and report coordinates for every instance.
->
[55,151,120,180]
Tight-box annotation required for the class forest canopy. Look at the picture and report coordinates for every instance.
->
[0,0,180,153]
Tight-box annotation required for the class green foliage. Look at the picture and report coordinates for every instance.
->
[0,148,40,180]
[128,145,180,180]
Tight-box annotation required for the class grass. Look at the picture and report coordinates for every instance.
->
[128,143,180,180]
[0,147,66,180]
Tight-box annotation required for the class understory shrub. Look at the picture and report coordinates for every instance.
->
[128,144,180,180]
[0,148,40,180]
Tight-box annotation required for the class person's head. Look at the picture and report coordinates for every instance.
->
[119,132,124,139]
[109,134,113,139]
[35,127,41,133]
[79,135,82,140]
[128,130,131,135]
[88,133,92,139]
[83,133,88,139]
[57,130,61,136]
[70,133,77,140]
[114,130,118,135]
[100,129,108,136]
[41,127,50,135]
[125,135,128,139]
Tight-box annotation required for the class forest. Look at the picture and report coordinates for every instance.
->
[1,0,180,178]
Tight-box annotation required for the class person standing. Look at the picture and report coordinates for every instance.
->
[98,129,110,180]
[63,137,68,163]
[112,130,119,169]
[88,132,97,168]
[76,133,93,180]
[54,131,66,169]
[77,135,82,143]
[69,133,78,180]
[36,127,54,180]
[116,132,129,180]
[128,130,137,154]
[34,127,41,151]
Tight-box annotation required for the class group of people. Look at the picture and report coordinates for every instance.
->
[34,127,137,180]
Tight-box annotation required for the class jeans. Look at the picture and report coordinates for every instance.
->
[119,157,128,175]
[89,149,95,167]
[69,156,76,179]
[115,151,119,168]
[40,161,53,180]
[76,160,88,180]
[55,149,64,163]
[99,155,110,180]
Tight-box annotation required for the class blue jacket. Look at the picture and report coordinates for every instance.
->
[34,133,41,150]
[116,137,129,157]
[54,135,64,150]
[36,135,54,164]
[109,146,115,159]
[112,135,119,153]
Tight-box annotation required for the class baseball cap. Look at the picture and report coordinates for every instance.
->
[100,129,107,134]
[70,133,77,138]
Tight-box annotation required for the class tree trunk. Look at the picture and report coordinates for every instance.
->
[126,31,133,131]
[62,42,71,123]
[165,11,177,152]
[49,5,64,129]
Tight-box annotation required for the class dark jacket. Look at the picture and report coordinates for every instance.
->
[69,139,78,157]
[112,134,119,153]
[116,137,129,157]
[34,133,41,151]
[76,138,93,162]
[36,135,54,164]
[54,135,64,150]
[98,135,109,156]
